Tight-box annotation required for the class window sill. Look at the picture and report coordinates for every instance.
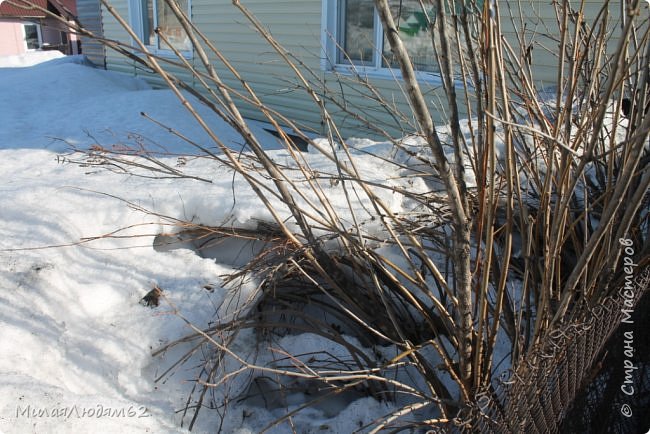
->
[137,46,193,60]
[326,64,469,88]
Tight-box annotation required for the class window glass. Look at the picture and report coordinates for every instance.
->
[341,0,375,64]
[382,1,437,72]
[157,0,190,51]
[24,24,39,50]
[333,0,486,74]
[138,0,190,52]
[142,0,154,46]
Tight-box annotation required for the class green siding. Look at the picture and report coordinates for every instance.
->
[77,0,106,67]
[499,0,624,89]
[101,0,626,139]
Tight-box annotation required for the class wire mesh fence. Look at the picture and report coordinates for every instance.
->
[431,266,650,434]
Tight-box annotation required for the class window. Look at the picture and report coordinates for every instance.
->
[129,0,191,54]
[340,0,437,72]
[23,23,42,51]
[322,0,479,78]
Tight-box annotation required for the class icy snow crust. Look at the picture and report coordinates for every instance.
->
[0,54,411,433]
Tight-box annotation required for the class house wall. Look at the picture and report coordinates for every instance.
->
[499,0,624,91]
[41,18,65,48]
[0,21,27,56]
[0,17,80,56]
[41,16,81,54]
[100,0,625,139]
[77,0,106,67]
[100,0,440,138]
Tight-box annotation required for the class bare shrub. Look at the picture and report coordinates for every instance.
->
[20,0,650,430]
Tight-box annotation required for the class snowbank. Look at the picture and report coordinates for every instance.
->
[0,50,66,68]
[0,55,404,433]
[0,54,278,153]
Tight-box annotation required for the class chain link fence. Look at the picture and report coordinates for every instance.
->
[431,266,649,434]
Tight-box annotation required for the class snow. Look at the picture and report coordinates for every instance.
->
[0,50,66,68]
[0,53,411,433]
[0,54,279,154]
